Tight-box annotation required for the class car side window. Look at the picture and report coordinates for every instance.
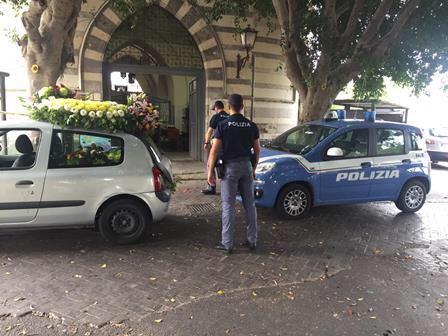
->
[49,131,124,168]
[0,129,41,170]
[410,132,425,151]
[326,128,369,159]
[376,128,405,156]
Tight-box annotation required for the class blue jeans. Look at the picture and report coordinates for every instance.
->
[220,161,257,248]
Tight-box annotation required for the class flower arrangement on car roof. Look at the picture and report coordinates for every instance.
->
[26,85,159,135]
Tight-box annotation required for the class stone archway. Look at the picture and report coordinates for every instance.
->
[79,0,226,104]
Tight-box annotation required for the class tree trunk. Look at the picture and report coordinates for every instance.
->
[298,85,338,124]
[21,0,82,94]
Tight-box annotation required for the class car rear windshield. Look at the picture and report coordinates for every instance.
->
[429,127,448,137]
[266,125,337,155]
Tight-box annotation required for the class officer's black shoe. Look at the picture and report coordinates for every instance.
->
[215,243,233,254]
[201,186,216,195]
[242,240,257,251]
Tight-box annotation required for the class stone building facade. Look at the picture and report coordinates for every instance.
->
[62,0,298,160]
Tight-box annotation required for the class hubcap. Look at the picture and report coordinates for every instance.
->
[283,189,308,216]
[111,209,139,235]
[404,185,424,209]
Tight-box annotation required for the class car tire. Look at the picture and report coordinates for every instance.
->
[98,199,150,244]
[276,183,311,220]
[395,180,427,213]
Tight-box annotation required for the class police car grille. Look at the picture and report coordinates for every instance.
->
[187,203,218,216]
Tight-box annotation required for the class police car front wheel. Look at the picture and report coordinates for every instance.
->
[395,180,427,213]
[276,183,311,219]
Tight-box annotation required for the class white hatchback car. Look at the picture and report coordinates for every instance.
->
[0,119,172,244]
[424,127,448,163]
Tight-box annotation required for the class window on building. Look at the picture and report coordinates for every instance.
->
[376,128,405,155]
[327,128,369,158]
[0,129,41,169]
[49,131,124,168]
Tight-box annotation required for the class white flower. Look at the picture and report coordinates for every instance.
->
[64,104,71,111]
[89,111,96,118]
[37,88,47,98]
[117,109,125,117]
[41,99,51,108]
[80,109,88,116]
[106,111,113,119]
[48,96,56,101]
[71,107,79,114]
[112,110,119,117]
[96,110,103,118]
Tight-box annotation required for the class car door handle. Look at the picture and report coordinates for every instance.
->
[361,162,372,168]
[402,159,411,164]
[15,180,34,187]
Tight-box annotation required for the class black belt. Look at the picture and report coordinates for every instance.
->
[224,157,250,164]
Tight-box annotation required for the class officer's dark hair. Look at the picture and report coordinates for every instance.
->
[228,94,243,112]
[214,100,224,110]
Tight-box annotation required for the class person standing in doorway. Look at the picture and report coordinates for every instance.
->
[202,100,229,195]
[207,94,260,254]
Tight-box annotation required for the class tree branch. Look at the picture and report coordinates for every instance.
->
[371,0,421,57]
[284,46,308,97]
[272,0,289,31]
[21,0,47,54]
[323,0,338,36]
[341,0,365,40]
[357,0,393,47]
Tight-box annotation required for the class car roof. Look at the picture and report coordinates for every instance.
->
[307,119,421,132]
[0,118,53,130]
[0,117,128,137]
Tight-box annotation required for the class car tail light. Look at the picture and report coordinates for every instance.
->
[152,167,165,192]
[426,138,435,145]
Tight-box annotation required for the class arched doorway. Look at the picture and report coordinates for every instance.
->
[79,0,226,161]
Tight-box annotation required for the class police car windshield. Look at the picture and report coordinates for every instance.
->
[268,125,336,155]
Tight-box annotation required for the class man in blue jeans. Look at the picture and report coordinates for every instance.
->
[207,94,261,254]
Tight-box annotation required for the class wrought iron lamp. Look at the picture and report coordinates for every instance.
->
[236,25,258,121]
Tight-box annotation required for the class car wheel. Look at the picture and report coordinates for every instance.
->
[276,183,311,219]
[98,199,150,244]
[395,180,427,213]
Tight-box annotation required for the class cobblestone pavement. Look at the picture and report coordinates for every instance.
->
[0,165,448,335]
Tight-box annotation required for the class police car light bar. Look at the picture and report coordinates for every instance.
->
[323,111,339,121]
[364,110,376,122]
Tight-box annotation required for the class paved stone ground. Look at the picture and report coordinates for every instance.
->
[0,164,447,335]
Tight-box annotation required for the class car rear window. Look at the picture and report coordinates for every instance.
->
[49,130,124,168]
[429,127,448,137]
[410,131,425,151]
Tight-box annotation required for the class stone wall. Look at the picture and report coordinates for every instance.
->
[62,0,298,139]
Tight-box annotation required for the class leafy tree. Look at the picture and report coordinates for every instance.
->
[204,0,448,122]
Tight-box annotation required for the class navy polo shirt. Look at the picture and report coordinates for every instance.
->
[209,111,229,129]
[214,113,259,161]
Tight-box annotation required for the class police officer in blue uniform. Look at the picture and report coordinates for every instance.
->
[207,94,260,254]
[202,100,229,195]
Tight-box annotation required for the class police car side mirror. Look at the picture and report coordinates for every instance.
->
[327,147,344,157]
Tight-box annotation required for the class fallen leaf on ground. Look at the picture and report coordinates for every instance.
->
[369,316,377,320]
[252,291,258,297]
[217,290,225,295]
[373,248,383,256]
[437,299,445,306]
[149,277,157,281]
[154,319,163,323]
[100,264,107,269]
[74,274,82,278]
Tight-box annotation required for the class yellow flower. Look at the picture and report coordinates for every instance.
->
[31,64,39,74]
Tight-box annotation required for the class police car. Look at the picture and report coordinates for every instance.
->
[254,112,431,219]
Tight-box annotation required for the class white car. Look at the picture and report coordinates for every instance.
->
[0,119,172,244]
[424,127,448,163]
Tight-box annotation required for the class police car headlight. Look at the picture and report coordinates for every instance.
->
[256,162,276,174]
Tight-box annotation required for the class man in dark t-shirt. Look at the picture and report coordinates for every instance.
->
[202,100,229,195]
[208,94,260,254]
